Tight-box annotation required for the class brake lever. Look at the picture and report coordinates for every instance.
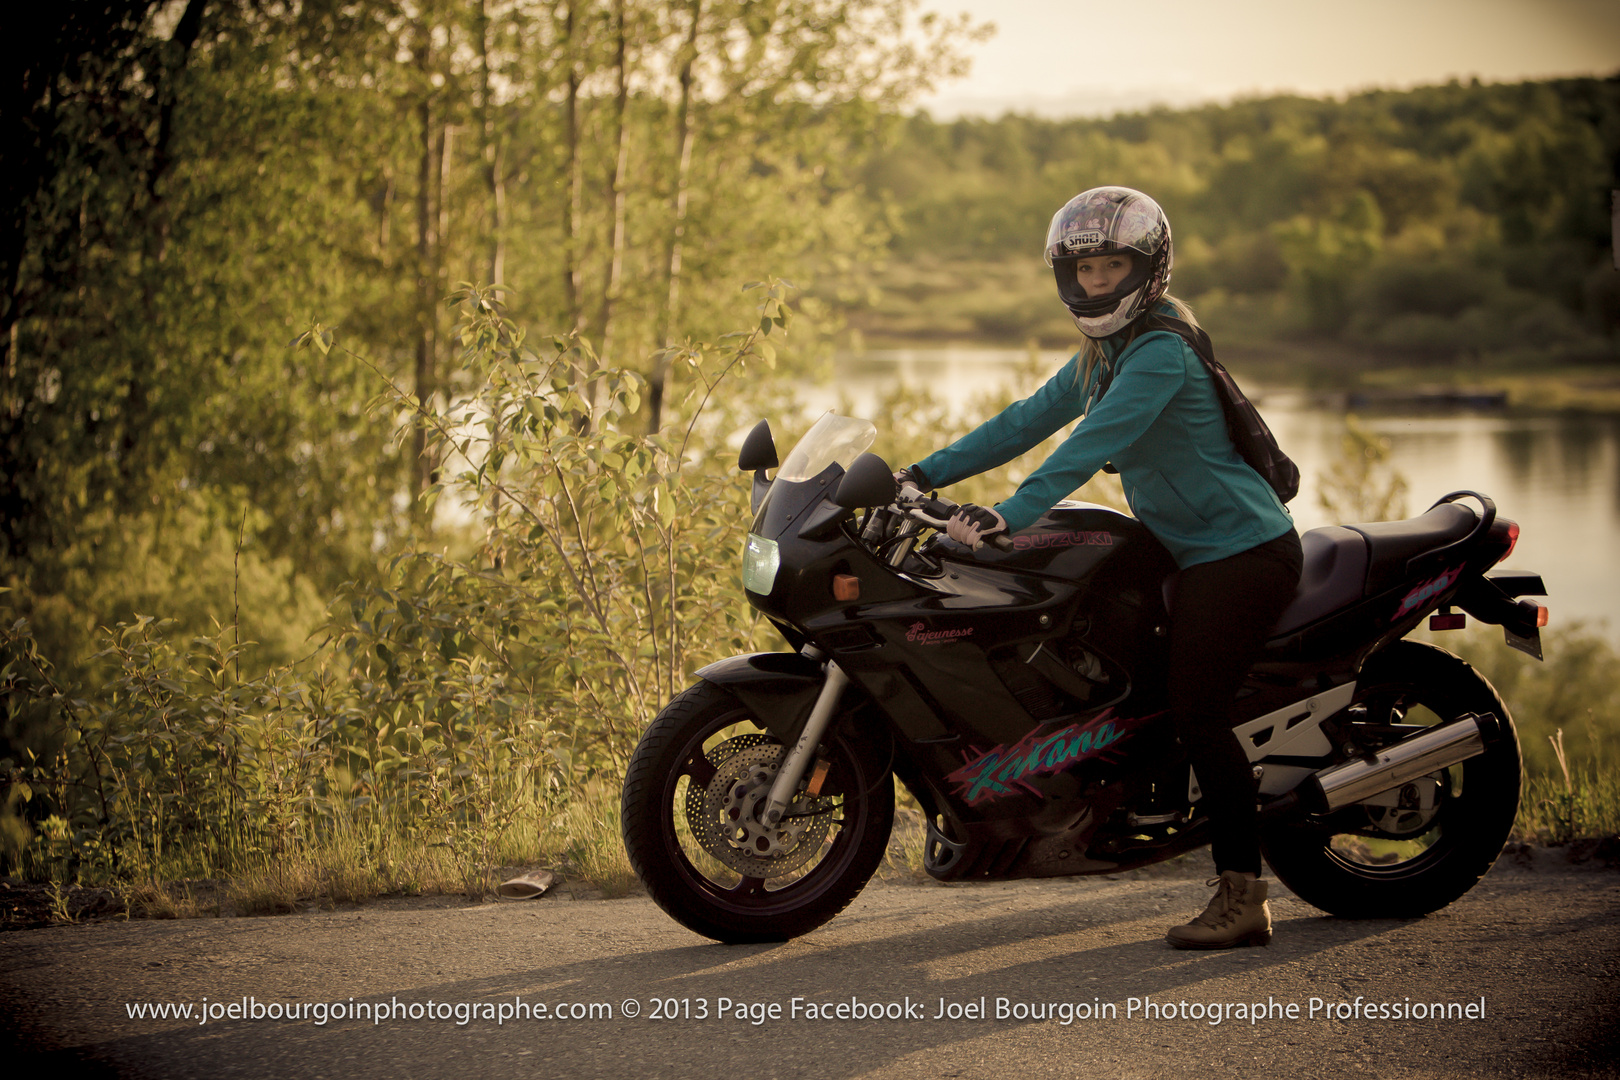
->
[904,507,950,528]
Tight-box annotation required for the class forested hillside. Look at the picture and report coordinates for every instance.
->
[848,79,1620,355]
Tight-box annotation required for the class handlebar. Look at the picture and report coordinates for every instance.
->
[894,486,1014,552]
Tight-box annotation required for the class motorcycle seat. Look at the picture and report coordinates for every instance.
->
[1266,506,1478,635]
[1269,526,1369,635]
[1344,503,1477,594]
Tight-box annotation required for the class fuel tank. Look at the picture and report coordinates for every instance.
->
[801,501,1176,751]
[948,501,1174,585]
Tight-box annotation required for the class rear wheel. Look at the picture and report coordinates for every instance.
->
[1262,641,1521,918]
[621,681,894,943]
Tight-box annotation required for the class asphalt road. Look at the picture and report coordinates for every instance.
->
[2,854,1617,1079]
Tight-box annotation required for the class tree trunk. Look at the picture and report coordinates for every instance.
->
[478,0,505,558]
[377,169,394,255]
[561,0,584,337]
[411,31,440,523]
[649,0,701,434]
[597,0,631,375]
[478,0,505,286]
[438,122,455,283]
[126,0,209,487]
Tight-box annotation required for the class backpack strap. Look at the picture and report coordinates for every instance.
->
[1138,314,1301,503]
[1141,313,1215,366]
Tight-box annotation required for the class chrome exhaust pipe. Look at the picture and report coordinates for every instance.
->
[1308,712,1495,813]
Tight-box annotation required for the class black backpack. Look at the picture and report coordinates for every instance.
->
[1096,314,1300,504]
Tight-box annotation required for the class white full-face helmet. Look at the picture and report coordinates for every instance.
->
[1044,186,1173,338]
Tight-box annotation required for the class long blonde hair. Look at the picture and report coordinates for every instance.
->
[1075,294,1200,410]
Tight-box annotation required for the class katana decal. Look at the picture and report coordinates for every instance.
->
[946,711,1147,806]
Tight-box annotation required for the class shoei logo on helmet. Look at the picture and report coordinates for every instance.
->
[1066,230,1104,250]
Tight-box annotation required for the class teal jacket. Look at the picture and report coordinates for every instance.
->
[912,321,1294,569]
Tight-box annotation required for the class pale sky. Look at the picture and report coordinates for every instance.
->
[916,0,1620,118]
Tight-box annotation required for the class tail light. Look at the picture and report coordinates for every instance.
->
[1495,519,1520,565]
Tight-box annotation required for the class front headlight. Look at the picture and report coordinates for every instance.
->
[742,533,780,595]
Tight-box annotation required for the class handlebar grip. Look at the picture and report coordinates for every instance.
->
[912,495,1013,552]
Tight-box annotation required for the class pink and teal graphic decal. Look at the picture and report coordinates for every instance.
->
[946,711,1145,806]
[1395,564,1463,619]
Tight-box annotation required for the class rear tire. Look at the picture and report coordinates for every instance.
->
[1262,641,1521,918]
[621,680,894,943]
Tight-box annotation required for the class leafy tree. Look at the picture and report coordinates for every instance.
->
[1,0,986,680]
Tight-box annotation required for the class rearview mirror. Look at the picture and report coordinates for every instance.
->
[833,452,898,509]
[737,419,778,472]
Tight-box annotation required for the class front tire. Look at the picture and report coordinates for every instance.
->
[621,680,894,943]
[1262,641,1521,918]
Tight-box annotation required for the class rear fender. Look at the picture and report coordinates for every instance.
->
[1455,572,1548,660]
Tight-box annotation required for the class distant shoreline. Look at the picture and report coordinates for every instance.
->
[834,337,1620,413]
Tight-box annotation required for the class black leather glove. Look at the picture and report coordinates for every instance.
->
[946,504,1007,549]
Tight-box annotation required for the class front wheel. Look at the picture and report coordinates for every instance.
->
[621,680,894,943]
[1262,641,1521,918]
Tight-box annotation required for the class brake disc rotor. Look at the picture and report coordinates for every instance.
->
[684,736,835,877]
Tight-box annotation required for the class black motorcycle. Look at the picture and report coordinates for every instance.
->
[621,413,1549,943]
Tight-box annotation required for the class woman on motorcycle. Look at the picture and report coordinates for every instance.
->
[901,186,1303,950]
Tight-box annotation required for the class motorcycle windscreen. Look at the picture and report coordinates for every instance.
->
[751,413,876,537]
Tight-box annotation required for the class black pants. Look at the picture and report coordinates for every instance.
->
[1167,530,1304,875]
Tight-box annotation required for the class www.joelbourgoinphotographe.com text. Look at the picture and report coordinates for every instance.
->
[123,993,1490,1028]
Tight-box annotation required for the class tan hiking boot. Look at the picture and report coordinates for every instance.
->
[1166,871,1273,949]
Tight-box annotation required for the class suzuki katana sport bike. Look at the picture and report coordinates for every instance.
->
[620,413,1551,944]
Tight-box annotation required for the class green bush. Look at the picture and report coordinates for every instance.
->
[0,283,791,900]
[1429,622,1618,776]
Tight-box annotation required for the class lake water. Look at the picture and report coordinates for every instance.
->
[809,347,1620,643]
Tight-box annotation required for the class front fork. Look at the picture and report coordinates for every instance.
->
[759,655,850,827]
[757,516,916,827]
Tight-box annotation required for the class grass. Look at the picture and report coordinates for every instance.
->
[546,778,638,899]
[7,759,1610,928]
[1515,730,1620,846]
[1518,769,1620,847]
[2,781,641,926]
[1347,359,1620,413]
[879,791,932,883]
